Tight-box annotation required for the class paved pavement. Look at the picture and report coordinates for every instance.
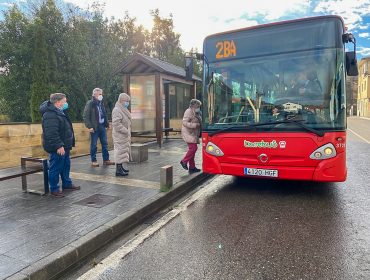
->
[0,140,209,280]
[348,116,370,144]
[72,117,370,280]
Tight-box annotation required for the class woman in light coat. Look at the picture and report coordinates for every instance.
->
[112,93,131,176]
[180,99,202,173]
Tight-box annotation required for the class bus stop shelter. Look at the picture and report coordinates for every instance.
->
[114,53,201,146]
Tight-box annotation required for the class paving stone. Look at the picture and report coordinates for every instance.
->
[0,254,29,279]
[0,140,201,279]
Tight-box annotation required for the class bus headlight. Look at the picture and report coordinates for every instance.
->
[324,147,333,155]
[309,143,336,160]
[205,142,224,157]
[314,152,322,158]
[207,145,214,152]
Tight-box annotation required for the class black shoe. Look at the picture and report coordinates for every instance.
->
[189,167,201,173]
[122,167,129,173]
[116,164,128,176]
[180,161,188,170]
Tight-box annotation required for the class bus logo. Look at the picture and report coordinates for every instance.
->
[279,141,286,148]
[244,140,278,149]
[216,40,236,59]
[258,154,269,163]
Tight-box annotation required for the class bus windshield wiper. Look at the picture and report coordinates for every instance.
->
[208,124,252,136]
[254,119,325,137]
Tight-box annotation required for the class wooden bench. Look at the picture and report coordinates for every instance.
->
[131,128,174,138]
[163,127,173,137]
[131,130,156,138]
[0,157,49,195]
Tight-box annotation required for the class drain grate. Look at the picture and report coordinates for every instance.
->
[74,194,120,208]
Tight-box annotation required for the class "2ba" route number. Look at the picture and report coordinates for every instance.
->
[216,40,236,59]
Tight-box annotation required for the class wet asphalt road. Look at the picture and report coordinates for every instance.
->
[76,117,370,280]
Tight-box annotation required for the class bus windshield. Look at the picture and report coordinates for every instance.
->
[203,17,346,133]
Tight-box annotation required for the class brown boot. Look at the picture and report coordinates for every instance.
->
[50,191,65,198]
[103,160,115,166]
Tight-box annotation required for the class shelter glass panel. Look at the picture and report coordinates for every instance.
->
[169,83,191,129]
[130,75,156,132]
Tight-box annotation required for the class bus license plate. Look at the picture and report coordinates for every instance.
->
[244,168,278,178]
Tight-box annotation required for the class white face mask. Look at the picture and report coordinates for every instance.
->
[97,95,103,101]
[194,108,201,113]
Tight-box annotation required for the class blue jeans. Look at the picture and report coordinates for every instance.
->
[48,149,73,192]
[90,124,109,162]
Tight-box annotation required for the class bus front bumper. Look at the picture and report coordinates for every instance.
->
[202,152,347,182]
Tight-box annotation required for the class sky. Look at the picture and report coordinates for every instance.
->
[1,0,370,59]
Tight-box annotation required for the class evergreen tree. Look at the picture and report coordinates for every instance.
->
[149,9,184,67]
[0,6,32,122]
[29,0,64,121]
[30,23,51,122]
[0,2,196,123]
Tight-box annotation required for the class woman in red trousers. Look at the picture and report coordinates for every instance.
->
[180,99,202,173]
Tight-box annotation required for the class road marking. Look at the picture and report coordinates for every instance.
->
[348,128,370,144]
[76,176,221,280]
[69,172,159,189]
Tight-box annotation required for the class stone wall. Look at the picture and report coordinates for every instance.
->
[0,123,113,169]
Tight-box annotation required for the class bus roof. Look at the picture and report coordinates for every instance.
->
[204,15,345,41]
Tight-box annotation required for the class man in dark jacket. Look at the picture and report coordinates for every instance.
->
[83,88,114,167]
[40,93,80,198]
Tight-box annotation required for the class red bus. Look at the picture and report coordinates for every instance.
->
[198,16,358,182]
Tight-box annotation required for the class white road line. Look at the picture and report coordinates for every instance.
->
[348,128,370,144]
[76,176,220,280]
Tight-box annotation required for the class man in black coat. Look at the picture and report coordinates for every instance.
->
[40,93,80,198]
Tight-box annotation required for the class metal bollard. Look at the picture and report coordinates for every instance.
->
[160,165,173,192]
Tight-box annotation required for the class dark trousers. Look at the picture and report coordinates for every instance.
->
[90,123,109,162]
[182,143,198,169]
[48,149,72,192]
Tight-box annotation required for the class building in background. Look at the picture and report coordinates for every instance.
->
[346,75,358,116]
[357,57,370,117]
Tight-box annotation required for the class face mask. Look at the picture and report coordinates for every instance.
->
[194,108,201,113]
[124,101,130,108]
[62,102,69,110]
[97,95,103,101]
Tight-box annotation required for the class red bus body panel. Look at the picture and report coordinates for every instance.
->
[202,132,347,182]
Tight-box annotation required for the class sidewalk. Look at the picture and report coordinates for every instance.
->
[0,140,210,280]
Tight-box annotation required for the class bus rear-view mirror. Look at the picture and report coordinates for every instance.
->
[185,56,194,81]
[345,51,358,76]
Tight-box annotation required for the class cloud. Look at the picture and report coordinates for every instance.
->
[61,0,370,51]
[64,0,315,51]
[238,0,309,21]
[0,2,14,7]
[313,0,370,31]
[358,24,370,30]
[359,33,370,38]
[357,47,370,56]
